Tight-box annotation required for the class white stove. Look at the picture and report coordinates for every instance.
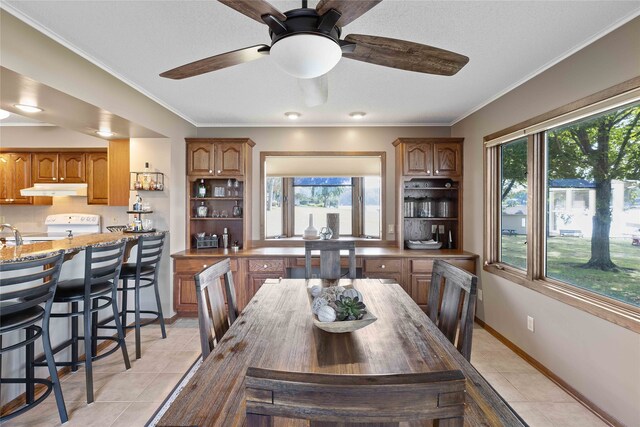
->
[2,214,102,244]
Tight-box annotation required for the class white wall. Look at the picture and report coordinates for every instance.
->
[452,17,640,426]
[195,126,450,241]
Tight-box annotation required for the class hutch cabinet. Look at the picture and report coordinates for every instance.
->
[0,153,32,204]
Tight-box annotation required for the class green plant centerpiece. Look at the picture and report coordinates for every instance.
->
[308,284,377,333]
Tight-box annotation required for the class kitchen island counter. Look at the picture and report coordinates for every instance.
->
[0,231,165,264]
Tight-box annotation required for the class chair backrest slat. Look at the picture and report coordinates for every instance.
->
[0,252,64,322]
[427,260,478,361]
[84,241,126,292]
[194,258,238,359]
[304,241,356,280]
[134,234,165,275]
[245,368,465,426]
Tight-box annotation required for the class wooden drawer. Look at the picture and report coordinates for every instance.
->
[363,259,402,273]
[248,259,285,273]
[411,258,475,274]
[174,258,238,273]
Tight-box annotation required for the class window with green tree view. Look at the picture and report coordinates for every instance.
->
[500,138,528,270]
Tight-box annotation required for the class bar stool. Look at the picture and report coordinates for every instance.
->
[35,241,131,404]
[115,234,166,359]
[0,252,68,423]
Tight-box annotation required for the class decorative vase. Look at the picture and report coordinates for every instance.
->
[303,213,318,239]
[326,213,339,239]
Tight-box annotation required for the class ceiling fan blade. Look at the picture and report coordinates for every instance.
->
[218,0,286,24]
[160,45,270,80]
[343,34,469,76]
[316,0,381,27]
[298,74,328,107]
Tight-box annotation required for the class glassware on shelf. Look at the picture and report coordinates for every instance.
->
[227,179,233,196]
[212,209,220,218]
[197,179,207,198]
[142,219,153,230]
[221,210,229,218]
[142,162,152,190]
[197,202,208,218]
[133,194,143,211]
[232,201,242,217]
[233,179,240,197]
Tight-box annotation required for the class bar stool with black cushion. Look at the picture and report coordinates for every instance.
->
[0,252,68,423]
[304,240,356,280]
[427,259,478,361]
[34,241,131,404]
[112,233,167,359]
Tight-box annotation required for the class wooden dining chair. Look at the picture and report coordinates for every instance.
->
[194,258,238,359]
[427,260,478,361]
[245,367,466,426]
[304,240,356,279]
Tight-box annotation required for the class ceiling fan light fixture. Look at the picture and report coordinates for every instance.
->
[285,112,301,120]
[349,112,366,119]
[14,104,43,113]
[0,109,10,120]
[270,34,342,79]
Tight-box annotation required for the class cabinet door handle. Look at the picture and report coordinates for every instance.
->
[217,170,221,174]
[209,169,213,174]
[203,264,207,268]
[381,264,386,269]
[52,177,57,180]
[60,177,65,181]
[263,264,268,269]
[427,170,431,174]
[435,170,439,173]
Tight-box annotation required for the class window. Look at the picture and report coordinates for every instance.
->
[484,81,640,330]
[500,138,528,270]
[546,102,640,307]
[262,153,385,239]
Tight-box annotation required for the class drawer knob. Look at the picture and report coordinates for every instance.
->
[60,177,65,181]
[263,264,268,269]
[381,264,386,269]
[435,170,439,173]
[217,170,221,174]
[209,169,213,174]
[203,264,207,268]
[427,170,431,174]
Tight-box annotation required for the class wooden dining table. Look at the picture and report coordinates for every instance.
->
[158,278,525,426]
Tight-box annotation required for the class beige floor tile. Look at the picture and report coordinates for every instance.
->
[110,401,159,427]
[480,372,528,402]
[502,372,574,403]
[60,372,112,402]
[487,350,538,374]
[124,351,174,373]
[162,351,201,374]
[534,402,607,427]
[508,402,555,427]
[90,349,133,373]
[144,334,194,352]
[93,372,158,402]
[135,373,185,402]
[0,401,73,427]
[64,401,131,427]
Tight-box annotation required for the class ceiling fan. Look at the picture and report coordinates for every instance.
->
[160,0,469,105]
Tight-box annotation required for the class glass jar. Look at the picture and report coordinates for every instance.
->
[197,202,208,218]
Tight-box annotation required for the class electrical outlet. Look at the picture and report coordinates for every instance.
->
[478,289,483,301]
[387,224,394,234]
[527,316,535,332]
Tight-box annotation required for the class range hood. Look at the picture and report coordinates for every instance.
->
[21,183,88,197]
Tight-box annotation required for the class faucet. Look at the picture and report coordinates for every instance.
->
[0,224,23,246]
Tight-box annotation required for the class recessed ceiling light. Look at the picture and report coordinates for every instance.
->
[95,130,115,137]
[285,112,301,120]
[14,104,43,113]
[349,112,366,119]
[0,110,10,120]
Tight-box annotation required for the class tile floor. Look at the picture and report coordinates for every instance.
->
[3,321,607,427]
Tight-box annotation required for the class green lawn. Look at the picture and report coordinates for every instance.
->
[501,235,640,307]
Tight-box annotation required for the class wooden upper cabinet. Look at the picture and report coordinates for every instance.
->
[0,153,32,204]
[403,143,433,176]
[32,152,59,183]
[433,143,462,177]
[394,138,463,178]
[58,153,85,183]
[86,152,109,205]
[187,143,215,176]
[186,139,254,178]
[216,142,244,176]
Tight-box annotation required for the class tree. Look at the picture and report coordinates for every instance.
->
[548,103,640,271]
[501,137,528,201]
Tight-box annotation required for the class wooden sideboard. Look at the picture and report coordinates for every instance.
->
[171,247,478,316]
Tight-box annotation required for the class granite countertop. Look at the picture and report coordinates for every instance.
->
[0,231,166,264]
[171,246,479,259]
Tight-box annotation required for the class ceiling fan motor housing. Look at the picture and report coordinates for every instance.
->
[267,8,344,79]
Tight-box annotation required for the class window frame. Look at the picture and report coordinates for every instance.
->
[260,151,386,242]
[484,77,640,333]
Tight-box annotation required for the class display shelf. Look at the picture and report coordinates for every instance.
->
[404,217,458,221]
[130,171,164,191]
[189,197,243,201]
[190,217,243,221]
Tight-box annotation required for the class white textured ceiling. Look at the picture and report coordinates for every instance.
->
[3,1,640,126]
